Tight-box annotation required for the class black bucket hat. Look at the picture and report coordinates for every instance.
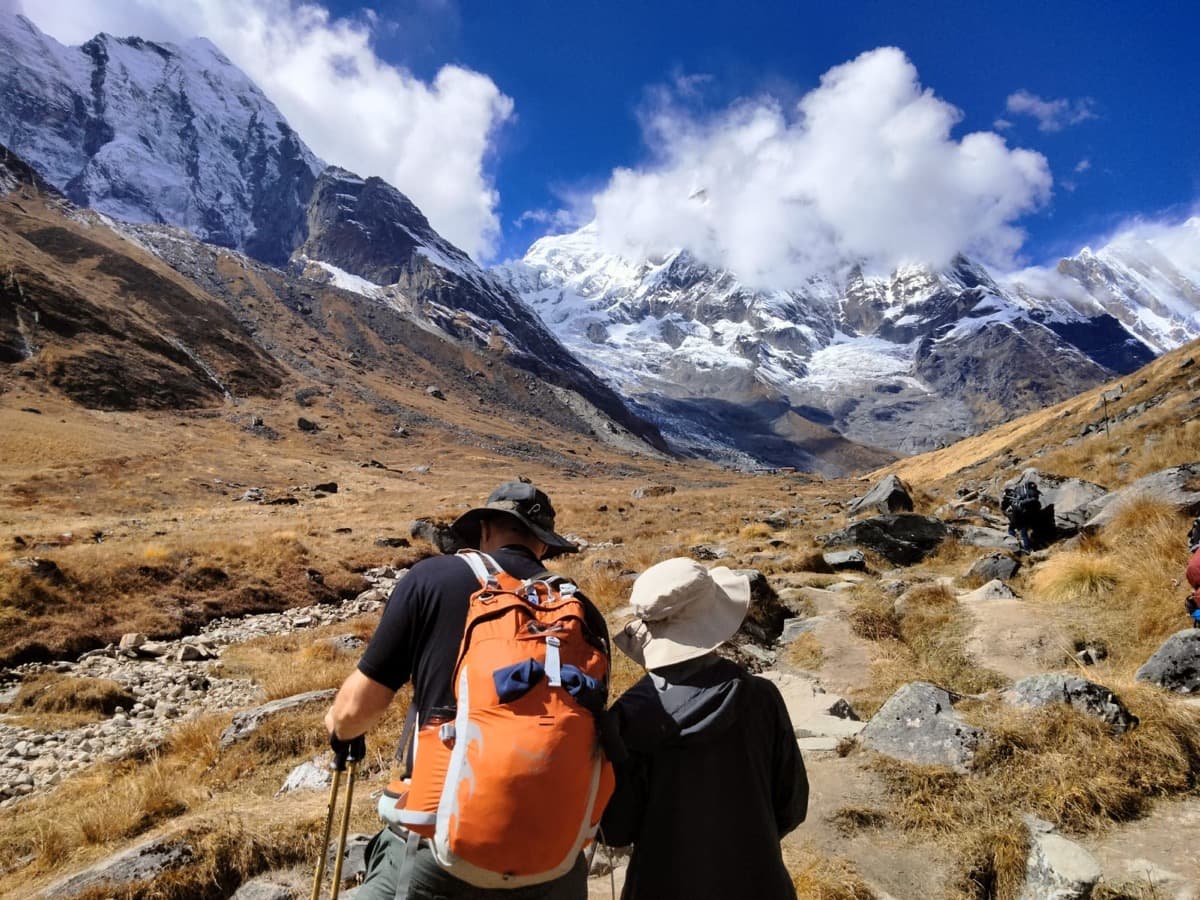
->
[451,480,578,558]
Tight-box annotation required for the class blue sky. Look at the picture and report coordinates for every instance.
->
[18,0,1200,273]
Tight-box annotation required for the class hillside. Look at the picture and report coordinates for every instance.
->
[1,304,1198,898]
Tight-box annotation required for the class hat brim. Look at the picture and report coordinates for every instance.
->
[450,507,578,559]
[614,567,750,670]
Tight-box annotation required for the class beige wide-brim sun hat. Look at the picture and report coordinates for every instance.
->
[614,557,751,671]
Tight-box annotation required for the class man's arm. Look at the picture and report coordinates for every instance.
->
[325,669,397,740]
[766,681,809,835]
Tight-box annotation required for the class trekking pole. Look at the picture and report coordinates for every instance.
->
[312,735,366,900]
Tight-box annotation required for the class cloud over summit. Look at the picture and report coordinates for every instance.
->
[592,47,1053,287]
[18,0,512,261]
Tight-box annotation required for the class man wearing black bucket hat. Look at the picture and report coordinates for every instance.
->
[323,479,609,900]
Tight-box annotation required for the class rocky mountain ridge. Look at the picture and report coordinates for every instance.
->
[496,221,1197,466]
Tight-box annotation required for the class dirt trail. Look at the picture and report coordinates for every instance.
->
[1081,794,1200,898]
[959,591,1070,682]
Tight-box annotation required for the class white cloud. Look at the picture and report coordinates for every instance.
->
[16,0,513,260]
[1005,90,1097,133]
[1074,158,1092,173]
[590,47,1053,287]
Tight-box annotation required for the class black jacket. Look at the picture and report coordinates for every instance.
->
[601,656,808,900]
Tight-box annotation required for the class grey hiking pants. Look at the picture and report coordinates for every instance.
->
[353,827,588,900]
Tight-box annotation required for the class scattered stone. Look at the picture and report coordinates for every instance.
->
[232,873,303,900]
[374,536,410,548]
[759,510,793,529]
[966,552,1019,583]
[325,833,372,886]
[1073,642,1108,667]
[334,527,354,534]
[118,633,147,651]
[735,569,790,644]
[426,386,447,400]
[822,515,949,566]
[266,497,300,506]
[46,837,194,896]
[1018,816,1101,900]
[780,617,819,644]
[689,544,729,561]
[859,682,983,772]
[1004,674,1137,733]
[7,557,65,584]
[961,579,1018,602]
[410,518,466,554]
[1135,629,1200,693]
[631,484,676,499]
[313,482,338,494]
[297,417,321,433]
[846,474,914,518]
[238,488,266,502]
[219,689,337,749]
[823,549,867,572]
[277,757,332,795]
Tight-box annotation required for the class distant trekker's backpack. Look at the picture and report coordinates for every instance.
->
[1013,481,1041,519]
[388,550,613,888]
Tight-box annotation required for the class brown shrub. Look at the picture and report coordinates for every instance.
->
[8,674,135,722]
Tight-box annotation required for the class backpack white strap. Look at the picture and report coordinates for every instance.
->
[458,551,502,588]
[545,635,562,687]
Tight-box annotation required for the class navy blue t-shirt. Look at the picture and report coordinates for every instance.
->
[357,546,610,727]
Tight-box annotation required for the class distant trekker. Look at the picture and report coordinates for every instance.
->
[602,558,808,900]
[1186,516,1200,627]
[1002,478,1043,551]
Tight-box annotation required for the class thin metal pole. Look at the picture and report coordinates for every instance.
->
[330,760,359,900]
[310,768,344,900]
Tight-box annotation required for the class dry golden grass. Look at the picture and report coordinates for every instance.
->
[870,688,1200,900]
[784,633,825,671]
[785,843,876,900]
[4,673,135,728]
[847,583,1005,716]
[1029,499,1191,670]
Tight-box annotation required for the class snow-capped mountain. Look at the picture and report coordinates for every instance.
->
[1010,218,1200,356]
[495,222,1195,467]
[0,15,322,266]
[0,14,666,451]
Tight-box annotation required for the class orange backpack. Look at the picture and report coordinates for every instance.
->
[386,550,614,888]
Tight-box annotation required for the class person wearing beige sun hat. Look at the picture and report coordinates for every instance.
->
[602,557,808,900]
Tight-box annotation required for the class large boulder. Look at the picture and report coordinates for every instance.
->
[966,552,1020,583]
[822,515,949,566]
[1018,816,1101,900]
[859,682,983,772]
[847,474,915,518]
[823,549,868,572]
[1004,675,1137,733]
[1086,462,1200,530]
[1135,630,1200,693]
[219,689,336,749]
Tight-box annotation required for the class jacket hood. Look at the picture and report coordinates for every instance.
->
[617,656,744,752]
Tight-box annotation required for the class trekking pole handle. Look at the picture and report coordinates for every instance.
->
[330,734,367,771]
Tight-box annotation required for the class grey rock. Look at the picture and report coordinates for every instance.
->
[847,474,915,518]
[118,633,147,651]
[325,833,372,886]
[961,580,1018,602]
[1135,629,1200,693]
[823,549,868,571]
[231,877,297,900]
[277,758,332,795]
[1004,675,1137,733]
[7,557,65,584]
[689,544,730,561]
[425,386,446,400]
[780,617,820,644]
[1018,816,1101,900]
[967,552,1020,583]
[1086,463,1200,530]
[410,518,466,554]
[734,569,789,644]
[45,836,194,897]
[958,525,1021,550]
[822,514,950,566]
[859,682,983,772]
[219,689,336,748]
[631,484,676,499]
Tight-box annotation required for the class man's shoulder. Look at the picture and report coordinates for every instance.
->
[396,553,476,596]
